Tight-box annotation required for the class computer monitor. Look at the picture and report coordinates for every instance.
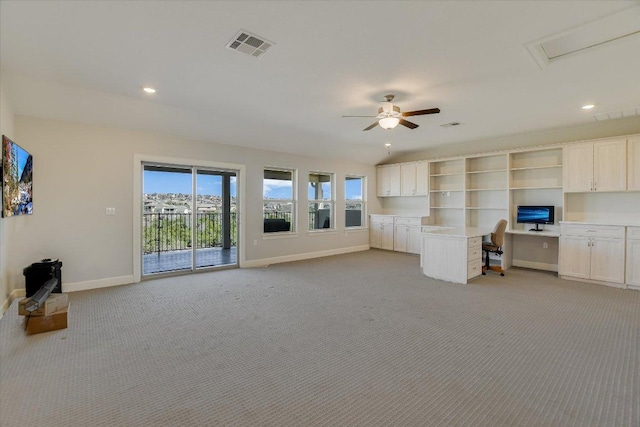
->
[516,205,554,231]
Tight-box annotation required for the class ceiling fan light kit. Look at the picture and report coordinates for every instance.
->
[343,94,441,131]
[379,117,400,129]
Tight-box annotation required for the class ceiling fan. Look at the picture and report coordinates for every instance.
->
[342,94,440,131]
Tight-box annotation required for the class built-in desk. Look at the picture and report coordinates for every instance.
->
[503,229,561,272]
[507,229,560,238]
[421,227,492,284]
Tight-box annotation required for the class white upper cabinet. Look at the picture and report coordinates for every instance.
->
[563,143,593,192]
[401,162,418,196]
[593,139,627,192]
[416,161,430,196]
[378,161,428,197]
[563,139,627,192]
[628,138,640,191]
[400,161,429,196]
[376,164,401,197]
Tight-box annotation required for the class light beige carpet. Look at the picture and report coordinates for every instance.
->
[1,249,638,426]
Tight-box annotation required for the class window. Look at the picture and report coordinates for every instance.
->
[345,175,365,227]
[263,168,295,233]
[308,172,334,230]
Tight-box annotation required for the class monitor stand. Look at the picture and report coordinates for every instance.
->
[529,224,543,232]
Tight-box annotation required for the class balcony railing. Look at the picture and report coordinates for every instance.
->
[143,212,237,254]
[143,209,362,253]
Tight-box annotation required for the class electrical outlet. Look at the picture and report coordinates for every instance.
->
[106,207,116,215]
[253,239,258,246]
[543,242,548,249]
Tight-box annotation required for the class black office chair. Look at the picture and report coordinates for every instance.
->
[482,219,508,276]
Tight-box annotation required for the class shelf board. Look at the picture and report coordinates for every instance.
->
[430,189,464,193]
[430,206,464,210]
[509,165,562,171]
[466,207,508,210]
[465,169,507,174]
[509,186,563,190]
[466,188,508,192]
[430,172,465,177]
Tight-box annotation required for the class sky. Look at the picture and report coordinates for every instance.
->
[143,170,236,196]
[144,170,363,199]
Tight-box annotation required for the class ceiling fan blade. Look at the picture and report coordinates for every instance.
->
[399,119,419,129]
[341,115,377,118]
[402,108,441,117]
[363,121,379,131]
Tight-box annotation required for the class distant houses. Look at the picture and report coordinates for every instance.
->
[143,194,236,215]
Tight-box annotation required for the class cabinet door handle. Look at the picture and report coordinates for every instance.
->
[590,181,593,191]
[594,181,597,191]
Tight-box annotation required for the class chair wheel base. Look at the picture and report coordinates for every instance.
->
[500,273,504,276]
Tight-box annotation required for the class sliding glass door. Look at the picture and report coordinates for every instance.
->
[142,163,237,276]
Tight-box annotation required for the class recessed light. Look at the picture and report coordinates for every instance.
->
[143,87,156,94]
[582,104,595,110]
[384,143,391,148]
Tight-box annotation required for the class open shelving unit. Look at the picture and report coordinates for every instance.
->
[508,148,563,234]
[465,154,508,228]
[429,159,465,226]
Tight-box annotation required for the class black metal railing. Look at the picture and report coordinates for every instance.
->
[143,209,361,253]
[143,212,237,254]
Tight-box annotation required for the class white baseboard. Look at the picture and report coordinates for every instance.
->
[241,245,370,268]
[627,284,639,291]
[512,259,558,272]
[1,287,26,318]
[63,275,135,293]
[559,275,626,289]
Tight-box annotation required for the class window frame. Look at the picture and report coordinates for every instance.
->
[263,167,297,235]
[345,175,367,229]
[307,171,335,232]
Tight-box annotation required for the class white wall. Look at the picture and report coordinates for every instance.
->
[1,74,19,313]
[12,116,381,290]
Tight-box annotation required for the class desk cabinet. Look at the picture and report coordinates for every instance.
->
[370,215,394,250]
[559,224,626,285]
[627,227,640,288]
[394,217,422,254]
[422,234,483,284]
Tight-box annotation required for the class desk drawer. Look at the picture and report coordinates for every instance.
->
[467,261,482,279]
[395,217,421,227]
[561,224,625,238]
[468,245,482,262]
[468,237,482,247]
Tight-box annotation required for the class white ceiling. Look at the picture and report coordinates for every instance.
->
[1,1,639,165]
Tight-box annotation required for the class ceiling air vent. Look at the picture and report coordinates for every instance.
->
[525,6,640,68]
[226,30,274,58]
[440,122,462,128]
[593,106,640,122]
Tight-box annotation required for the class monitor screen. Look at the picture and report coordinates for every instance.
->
[516,205,554,224]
